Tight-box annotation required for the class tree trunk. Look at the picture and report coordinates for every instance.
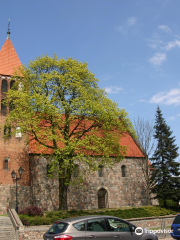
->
[59,176,69,210]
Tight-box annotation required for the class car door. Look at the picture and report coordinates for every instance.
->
[106,218,138,240]
[86,218,111,240]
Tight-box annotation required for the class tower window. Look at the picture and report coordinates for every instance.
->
[4,125,11,136]
[10,80,15,89]
[1,80,7,93]
[1,99,7,115]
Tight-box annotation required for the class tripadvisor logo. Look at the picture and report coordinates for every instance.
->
[135,227,143,235]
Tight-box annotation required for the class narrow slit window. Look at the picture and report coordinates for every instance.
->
[4,125,11,136]
[98,165,103,177]
[1,80,7,93]
[121,165,126,177]
[4,159,9,169]
[1,99,7,115]
[10,80,15,89]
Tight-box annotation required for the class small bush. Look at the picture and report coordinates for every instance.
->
[21,218,30,226]
[19,206,43,216]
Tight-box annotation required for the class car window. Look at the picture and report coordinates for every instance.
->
[73,221,86,231]
[107,218,131,232]
[87,218,107,232]
[174,215,180,224]
[47,222,68,234]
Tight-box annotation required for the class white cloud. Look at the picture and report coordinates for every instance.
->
[168,116,175,121]
[147,36,164,49]
[127,17,137,26]
[165,39,180,50]
[105,86,123,94]
[149,88,180,105]
[158,25,171,33]
[139,99,146,102]
[177,114,180,117]
[149,52,166,66]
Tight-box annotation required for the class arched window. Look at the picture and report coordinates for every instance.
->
[10,80,15,89]
[121,165,126,177]
[1,99,7,115]
[97,188,108,209]
[4,158,9,169]
[98,165,103,177]
[73,165,79,177]
[1,80,7,93]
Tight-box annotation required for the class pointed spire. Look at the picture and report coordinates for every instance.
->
[7,19,10,39]
[0,36,22,76]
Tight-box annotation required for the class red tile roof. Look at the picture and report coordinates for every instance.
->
[119,134,145,158]
[29,126,144,158]
[0,39,22,76]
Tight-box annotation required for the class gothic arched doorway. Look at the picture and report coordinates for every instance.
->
[97,188,108,209]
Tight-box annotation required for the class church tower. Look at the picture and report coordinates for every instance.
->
[0,24,30,214]
[0,25,22,115]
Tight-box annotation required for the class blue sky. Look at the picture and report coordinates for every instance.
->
[0,0,180,158]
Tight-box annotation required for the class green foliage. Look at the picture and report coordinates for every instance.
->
[4,55,135,210]
[150,106,180,207]
[19,206,177,226]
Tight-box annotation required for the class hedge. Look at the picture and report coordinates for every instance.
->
[18,206,177,226]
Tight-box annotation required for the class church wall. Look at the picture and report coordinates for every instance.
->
[68,158,148,209]
[29,155,148,211]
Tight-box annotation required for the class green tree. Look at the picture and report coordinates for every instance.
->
[4,55,135,210]
[150,106,180,207]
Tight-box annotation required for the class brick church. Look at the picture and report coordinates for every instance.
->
[0,33,149,215]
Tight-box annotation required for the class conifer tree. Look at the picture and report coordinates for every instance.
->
[150,106,180,207]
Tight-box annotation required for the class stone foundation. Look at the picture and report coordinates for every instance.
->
[0,185,31,215]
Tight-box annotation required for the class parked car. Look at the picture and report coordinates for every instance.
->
[43,215,158,240]
[171,213,180,239]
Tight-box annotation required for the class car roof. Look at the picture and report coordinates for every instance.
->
[55,215,125,224]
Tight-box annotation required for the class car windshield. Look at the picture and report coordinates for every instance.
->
[46,222,68,234]
[174,215,180,224]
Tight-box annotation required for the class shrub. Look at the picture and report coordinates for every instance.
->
[19,206,43,216]
[21,218,30,226]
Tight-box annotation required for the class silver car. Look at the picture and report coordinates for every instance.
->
[43,215,158,240]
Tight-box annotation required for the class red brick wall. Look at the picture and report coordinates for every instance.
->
[0,75,30,186]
